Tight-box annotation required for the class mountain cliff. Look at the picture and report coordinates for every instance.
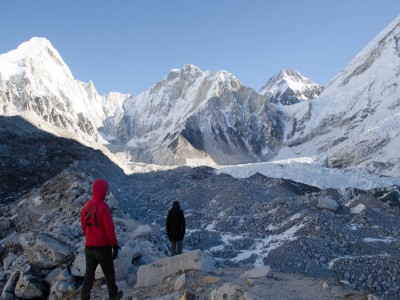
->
[276,16,400,177]
[102,64,283,165]
[0,37,129,147]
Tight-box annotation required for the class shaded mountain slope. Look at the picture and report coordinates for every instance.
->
[0,115,125,203]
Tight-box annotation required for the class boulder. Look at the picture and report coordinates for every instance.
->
[14,271,47,299]
[45,267,63,285]
[135,250,214,288]
[114,257,133,281]
[350,204,366,214]
[48,269,76,300]
[126,265,138,287]
[1,232,21,252]
[174,273,186,291]
[70,252,104,279]
[239,266,273,279]
[3,253,29,271]
[0,271,19,300]
[19,233,72,268]
[210,283,257,300]
[317,197,339,211]
[130,224,153,239]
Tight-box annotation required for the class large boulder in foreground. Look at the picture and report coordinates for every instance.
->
[19,233,72,268]
[135,249,215,288]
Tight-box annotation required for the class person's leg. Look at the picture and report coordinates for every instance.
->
[170,241,177,256]
[81,247,98,300]
[97,247,119,300]
[176,240,183,255]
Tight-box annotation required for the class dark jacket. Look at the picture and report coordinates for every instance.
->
[81,179,118,247]
[166,201,186,241]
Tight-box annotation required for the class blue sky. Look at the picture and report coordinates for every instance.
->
[1,1,399,95]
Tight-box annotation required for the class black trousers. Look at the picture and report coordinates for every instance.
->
[81,246,118,300]
[170,240,183,256]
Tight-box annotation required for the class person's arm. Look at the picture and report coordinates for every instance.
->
[102,204,118,246]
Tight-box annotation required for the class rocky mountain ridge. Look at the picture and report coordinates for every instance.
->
[277,16,400,178]
[0,38,319,168]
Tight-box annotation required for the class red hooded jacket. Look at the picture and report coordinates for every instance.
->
[81,179,118,247]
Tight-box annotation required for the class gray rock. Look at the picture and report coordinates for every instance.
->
[174,273,186,291]
[210,283,258,300]
[317,197,339,211]
[15,271,47,299]
[48,269,76,300]
[70,252,104,279]
[2,232,21,252]
[126,265,138,287]
[135,250,214,288]
[49,281,76,300]
[350,204,366,214]
[0,271,19,300]
[45,267,63,285]
[130,224,153,239]
[19,232,72,268]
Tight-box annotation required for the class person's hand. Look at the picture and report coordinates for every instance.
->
[112,245,120,260]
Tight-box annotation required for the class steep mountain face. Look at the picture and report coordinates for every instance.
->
[277,16,400,177]
[102,65,284,165]
[0,37,129,146]
[259,69,323,105]
[1,15,400,178]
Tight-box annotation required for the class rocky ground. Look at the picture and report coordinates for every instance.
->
[0,115,400,299]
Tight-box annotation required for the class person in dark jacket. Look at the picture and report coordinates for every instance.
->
[166,201,186,256]
[80,179,123,300]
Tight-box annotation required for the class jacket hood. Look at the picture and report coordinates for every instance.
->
[172,201,180,209]
[92,179,108,201]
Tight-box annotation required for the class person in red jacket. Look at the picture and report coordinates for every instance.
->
[80,179,123,300]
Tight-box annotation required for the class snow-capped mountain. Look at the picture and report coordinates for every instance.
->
[259,69,323,105]
[0,37,129,147]
[1,15,400,181]
[276,16,400,177]
[102,64,283,165]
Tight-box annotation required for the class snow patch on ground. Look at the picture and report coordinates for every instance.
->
[231,222,307,267]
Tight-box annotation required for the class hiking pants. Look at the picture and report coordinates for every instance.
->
[81,246,118,300]
[170,240,183,256]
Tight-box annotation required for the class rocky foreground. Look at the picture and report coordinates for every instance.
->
[0,165,399,300]
[0,116,400,299]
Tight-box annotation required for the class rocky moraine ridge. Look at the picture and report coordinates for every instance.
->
[0,115,400,299]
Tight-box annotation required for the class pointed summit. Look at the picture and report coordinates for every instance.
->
[0,37,73,79]
[6,37,62,63]
[260,69,323,105]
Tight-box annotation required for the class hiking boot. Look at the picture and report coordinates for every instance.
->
[115,290,123,300]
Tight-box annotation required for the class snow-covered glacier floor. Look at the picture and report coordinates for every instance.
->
[215,157,400,190]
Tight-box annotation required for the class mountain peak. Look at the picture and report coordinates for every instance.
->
[166,64,203,81]
[0,37,73,80]
[260,69,323,105]
[7,37,58,60]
